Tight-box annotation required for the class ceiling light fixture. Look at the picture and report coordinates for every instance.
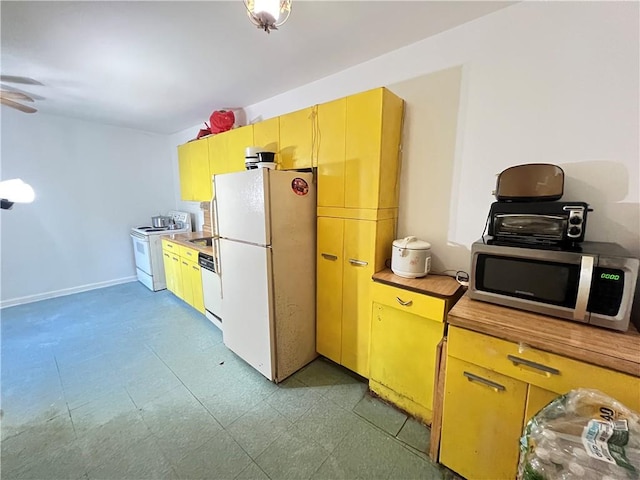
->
[244,0,292,34]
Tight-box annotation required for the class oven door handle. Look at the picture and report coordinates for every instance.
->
[574,255,594,321]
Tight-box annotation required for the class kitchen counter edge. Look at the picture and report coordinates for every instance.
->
[448,295,640,377]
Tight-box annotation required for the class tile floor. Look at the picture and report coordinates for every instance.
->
[1,282,456,479]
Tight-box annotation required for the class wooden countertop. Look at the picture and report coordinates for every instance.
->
[372,268,465,301]
[160,231,214,256]
[448,295,640,377]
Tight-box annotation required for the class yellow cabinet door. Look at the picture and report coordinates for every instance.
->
[225,125,254,173]
[317,99,346,208]
[192,150,212,201]
[208,133,228,175]
[440,357,527,480]
[178,143,193,201]
[180,258,194,306]
[316,216,344,364]
[189,261,205,314]
[177,139,209,201]
[253,117,279,165]
[341,218,376,377]
[524,385,558,429]
[171,253,183,300]
[370,301,446,424]
[279,107,313,170]
[162,250,174,293]
[344,88,403,209]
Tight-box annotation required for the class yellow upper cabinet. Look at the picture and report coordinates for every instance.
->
[208,133,227,176]
[279,107,314,170]
[225,125,254,173]
[253,117,279,165]
[345,88,404,210]
[317,99,346,208]
[177,138,210,201]
[316,88,403,210]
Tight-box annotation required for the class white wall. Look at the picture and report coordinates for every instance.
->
[1,110,176,306]
[237,1,639,273]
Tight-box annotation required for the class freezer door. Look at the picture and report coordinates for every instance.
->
[220,238,275,380]
[214,170,270,246]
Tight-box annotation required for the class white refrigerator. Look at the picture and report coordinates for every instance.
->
[213,168,317,383]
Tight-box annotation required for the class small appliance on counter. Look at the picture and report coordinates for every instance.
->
[488,200,591,245]
[486,163,592,247]
[391,236,432,278]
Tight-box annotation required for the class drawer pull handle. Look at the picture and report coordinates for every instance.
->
[463,371,506,392]
[182,262,188,266]
[321,253,338,261]
[349,259,368,267]
[164,253,169,258]
[192,266,199,271]
[173,258,179,262]
[507,355,560,376]
[396,297,413,307]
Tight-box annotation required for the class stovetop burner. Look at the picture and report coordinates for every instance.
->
[137,226,169,232]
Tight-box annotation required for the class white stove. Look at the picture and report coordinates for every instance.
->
[130,211,192,291]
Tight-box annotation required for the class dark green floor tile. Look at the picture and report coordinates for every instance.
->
[397,416,431,453]
[353,393,407,436]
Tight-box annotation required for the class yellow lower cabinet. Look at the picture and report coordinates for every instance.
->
[170,253,183,300]
[340,218,377,377]
[440,357,527,480]
[316,216,344,364]
[163,240,205,313]
[316,213,395,378]
[369,297,446,424]
[524,385,558,429]
[180,258,194,307]
[162,249,174,293]
[188,261,205,314]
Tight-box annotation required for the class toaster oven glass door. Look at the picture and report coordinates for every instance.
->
[493,215,566,240]
[476,255,580,307]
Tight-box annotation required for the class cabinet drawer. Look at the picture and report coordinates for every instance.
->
[371,282,446,323]
[448,327,640,410]
[179,245,198,261]
[162,239,177,251]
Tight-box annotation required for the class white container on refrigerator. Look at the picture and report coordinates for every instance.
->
[213,169,316,383]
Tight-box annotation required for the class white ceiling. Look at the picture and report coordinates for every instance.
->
[1,1,512,134]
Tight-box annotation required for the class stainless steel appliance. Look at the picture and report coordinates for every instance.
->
[130,211,192,291]
[470,238,639,331]
[199,251,222,330]
[488,201,591,245]
[213,169,316,382]
[494,164,565,201]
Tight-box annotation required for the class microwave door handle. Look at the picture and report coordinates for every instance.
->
[574,255,594,321]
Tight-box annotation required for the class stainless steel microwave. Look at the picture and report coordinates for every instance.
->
[470,238,639,331]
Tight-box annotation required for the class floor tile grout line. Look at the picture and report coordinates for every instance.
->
[142,340,275,466]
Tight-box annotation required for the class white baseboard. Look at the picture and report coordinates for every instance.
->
[0,276,138,309]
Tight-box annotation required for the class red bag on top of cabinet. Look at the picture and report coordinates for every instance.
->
[209,110,235,134]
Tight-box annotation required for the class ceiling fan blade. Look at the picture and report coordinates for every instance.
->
[0,97,37,113]
[0,90,34,102]
[1,84,45,101]
[0,75,42,86]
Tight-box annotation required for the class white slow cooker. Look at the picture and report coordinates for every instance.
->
[391,236,432,278]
